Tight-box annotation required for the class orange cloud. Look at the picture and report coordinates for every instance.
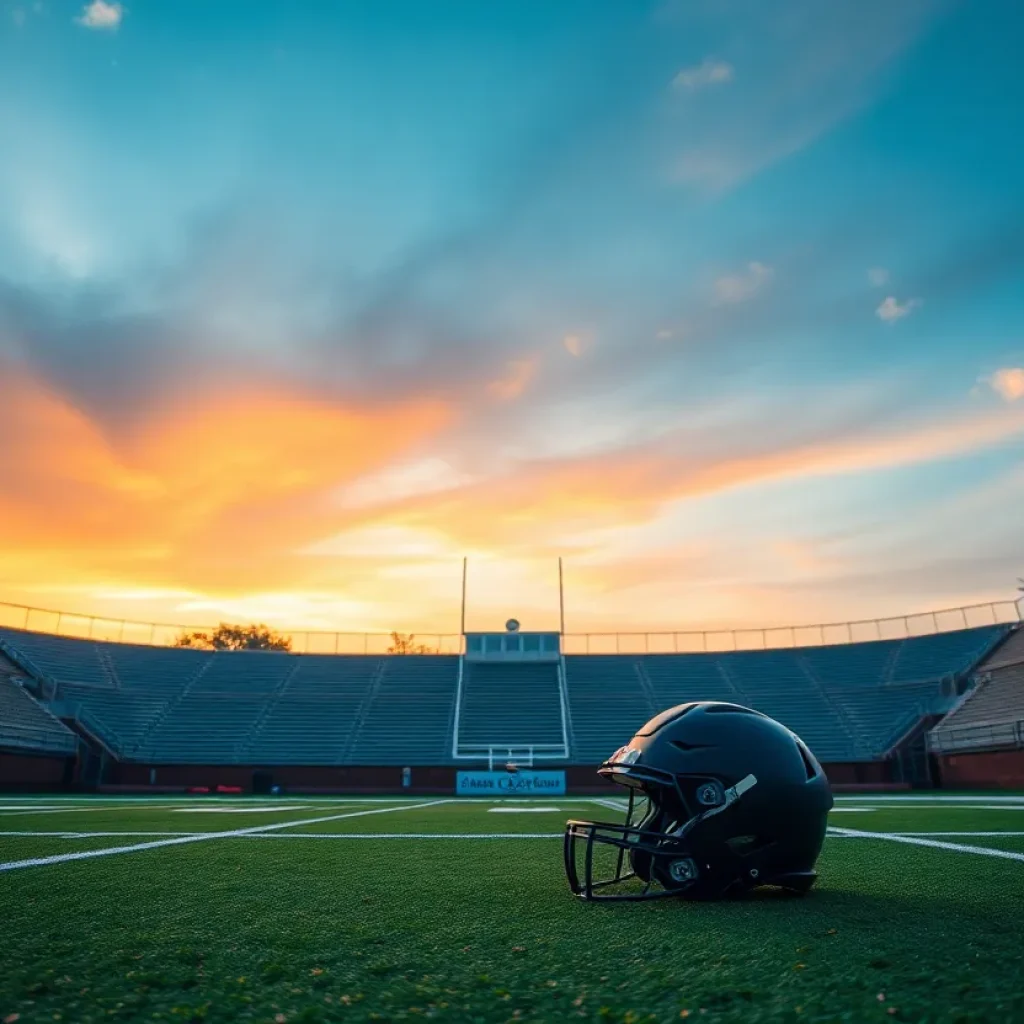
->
[985,367,1024,403]
[486,357,537,401]
[4,357,1023,635]
[368,401,1024,547]
[0,365,450,621]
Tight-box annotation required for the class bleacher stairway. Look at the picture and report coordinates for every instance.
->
[453,658,569,765]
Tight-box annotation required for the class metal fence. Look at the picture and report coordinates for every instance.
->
[927,718,1024,755]
[0,596,1020,656]
[561,598,1024,655]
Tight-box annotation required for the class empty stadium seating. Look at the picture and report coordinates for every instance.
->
[563,657,653,764]
[0,621,1011,767]
[929,627,1024,753]
[61,683,168,755]
[242,656,382,764]
[349,656,459,765]
[457,661,564,751]
[718,651,858,761]
[799,626,1007,686]
[0,674,77,755]
[0,627,113,688]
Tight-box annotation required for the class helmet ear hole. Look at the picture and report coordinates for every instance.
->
[696,781,724,806]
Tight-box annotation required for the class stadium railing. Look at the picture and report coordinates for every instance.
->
[0,596,1020,656]
[927,718,1024,755]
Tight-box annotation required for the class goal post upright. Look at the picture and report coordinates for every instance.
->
[558,557,565,637]
[460,556,468,638]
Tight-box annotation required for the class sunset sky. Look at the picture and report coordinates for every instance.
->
[1,0,1023,638]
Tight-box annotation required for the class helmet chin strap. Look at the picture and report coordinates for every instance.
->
[671,774,758,839]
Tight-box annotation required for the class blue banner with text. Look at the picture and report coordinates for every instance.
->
[455,770,566,796]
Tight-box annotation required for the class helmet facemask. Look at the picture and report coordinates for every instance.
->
[564,770,760,901]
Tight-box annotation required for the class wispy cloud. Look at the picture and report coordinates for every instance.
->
[563,333,585,357]
[713,261,773,304]
[876,295,922,322]
[867,267,890,287]
[486,357,537,401]
[983,367,1024,403]
[672,58,734,92]
[75,0,122,30]
[667,1,942,193]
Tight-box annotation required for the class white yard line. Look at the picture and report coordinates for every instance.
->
[829,831,1024,838]
[827,825,1024,862]
[834,795,1024,804]
[590,798,628,813]
[833,804,1024,812]
[244,832,562,839]
[0,799,453,873]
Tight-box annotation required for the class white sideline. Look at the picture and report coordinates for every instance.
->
[828,831,1024,838]
[828,826,1024,862]
[0,805,198,817]
[0,799,453,873]
[0,830,566,840]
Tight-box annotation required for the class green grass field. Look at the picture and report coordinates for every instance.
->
[2,793,1023,1024]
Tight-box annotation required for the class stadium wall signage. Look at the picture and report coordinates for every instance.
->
[455,770,566,796]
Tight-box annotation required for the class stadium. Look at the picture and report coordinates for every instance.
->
[2,591,1024,794]
[2,589,1024,1021]
[4,0,1024,1019]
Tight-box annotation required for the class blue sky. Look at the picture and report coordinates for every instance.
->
[0,0,1022,636]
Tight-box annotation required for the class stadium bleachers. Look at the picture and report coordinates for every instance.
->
[718,650,859,761]
[0,622,1010,767]
[563,657,653,763]
[0,673,77,755]
[457,661,564,751]
[928,627,1024,754]
[349,656,459,765]
[61,683,168,756]
[0,627,113,688]
[242,656,382,764]
[828,682,942,754]
[106,643,211,694]
[641,653,739,707]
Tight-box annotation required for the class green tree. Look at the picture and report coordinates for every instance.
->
[386,631,433,655]
[174,622,293,652]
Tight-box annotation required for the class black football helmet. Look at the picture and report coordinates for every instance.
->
[564,701,833,900]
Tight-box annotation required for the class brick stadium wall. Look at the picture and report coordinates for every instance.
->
[94,760,896,795]
[938,749,1024,788]
[0,749,75,791]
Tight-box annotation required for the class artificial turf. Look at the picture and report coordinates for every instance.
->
[1,795,1023,1024]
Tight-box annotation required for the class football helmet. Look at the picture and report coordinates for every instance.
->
[564,701,833,900]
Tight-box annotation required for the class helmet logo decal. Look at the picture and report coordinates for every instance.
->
[668,858,698,883]
[696,782,724,806]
